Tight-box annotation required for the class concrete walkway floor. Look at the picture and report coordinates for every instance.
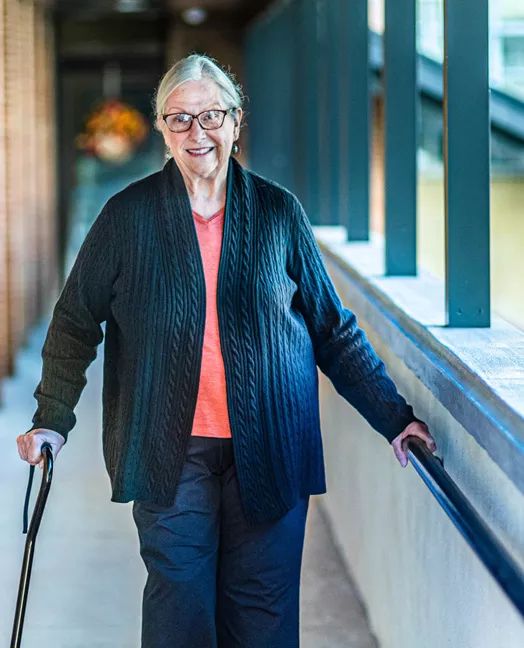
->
[0,319,378,648]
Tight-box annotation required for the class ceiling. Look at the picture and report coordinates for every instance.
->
[36,0,274,27]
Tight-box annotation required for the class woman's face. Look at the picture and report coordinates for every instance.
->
[159,79,242,182]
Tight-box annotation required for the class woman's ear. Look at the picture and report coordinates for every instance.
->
[233,108,243,139]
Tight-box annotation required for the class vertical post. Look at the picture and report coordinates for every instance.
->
[260,21,272,178]
[326,0,341,224]
[303,0,321,222]
[290,0,302,198]
[280,5,296,193]
[273,6,295,192]
[316,0,329,224]
[341,0,370,240]
[244,31,259,171]
[293,0,309,209]
[245,5,296,190]
[384,0,417,275]
[267,18,279,182]
[444,0,490,327]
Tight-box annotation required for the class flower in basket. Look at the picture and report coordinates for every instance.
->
[76,98,149,164]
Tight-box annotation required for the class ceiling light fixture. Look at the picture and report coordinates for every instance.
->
[181,7,208,26]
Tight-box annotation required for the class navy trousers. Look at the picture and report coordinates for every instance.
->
[132,436,309,648]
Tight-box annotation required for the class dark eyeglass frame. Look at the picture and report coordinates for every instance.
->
[162,107,237,133]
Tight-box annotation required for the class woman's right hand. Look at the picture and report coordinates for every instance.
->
[16,429,65,469]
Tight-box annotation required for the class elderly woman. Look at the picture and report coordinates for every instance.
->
[17,54,436,647]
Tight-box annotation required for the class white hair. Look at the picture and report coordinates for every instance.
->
[153,53,244,131]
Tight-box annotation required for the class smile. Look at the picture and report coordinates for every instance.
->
[186,147,215,156]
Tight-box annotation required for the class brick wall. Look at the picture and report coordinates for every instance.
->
[0,0,57,395]
[0,0,7,386]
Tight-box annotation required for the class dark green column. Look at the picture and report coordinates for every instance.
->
[384,0,417,276]
[302,0,321,222]
[340,0,370,240]
[325,0,341,224]
[274,5,296,193]
[244,29,261,171]
[293,0,309,209]
[316,0,330,224]
[444,0,491,327]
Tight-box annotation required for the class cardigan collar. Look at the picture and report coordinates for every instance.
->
[158,155,249,293]
[159,155,239,222]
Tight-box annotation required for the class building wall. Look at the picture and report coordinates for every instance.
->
[368,1,524,95]
[499,0,524,19]
[416,176,524,331]
[0,0,58,395]
[318,256,524,648]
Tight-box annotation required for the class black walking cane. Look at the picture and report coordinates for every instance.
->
[10,442,54,648]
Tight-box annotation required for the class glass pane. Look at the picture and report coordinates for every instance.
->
[417,1,445,280]
[490,2,524,99]
[417,98,445,282]
[369,0,384,33]
[417,0,444,61]
[490,119,524,332]
[490,3,524,330]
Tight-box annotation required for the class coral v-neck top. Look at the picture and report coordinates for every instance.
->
[191,207,232,438]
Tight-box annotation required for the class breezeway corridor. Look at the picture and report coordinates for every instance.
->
[2,1,524,647]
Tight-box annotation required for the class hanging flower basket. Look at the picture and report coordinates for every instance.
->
[76,98,149,165]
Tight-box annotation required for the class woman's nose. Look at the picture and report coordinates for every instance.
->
[188,118,207,140]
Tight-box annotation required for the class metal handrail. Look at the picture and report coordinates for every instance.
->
[10,443,54,648]
[407,437,524,619]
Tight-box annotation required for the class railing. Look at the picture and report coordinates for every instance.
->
[407,437,524,619]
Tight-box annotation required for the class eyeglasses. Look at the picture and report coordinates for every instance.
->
[162,108,236,133]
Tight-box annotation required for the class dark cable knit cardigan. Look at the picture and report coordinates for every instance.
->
[28,157,417,523]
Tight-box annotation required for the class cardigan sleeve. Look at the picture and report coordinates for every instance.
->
[287,197,418,444]
[26,201,120,442]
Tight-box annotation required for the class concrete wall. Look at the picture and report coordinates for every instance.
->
[318,259,524,648]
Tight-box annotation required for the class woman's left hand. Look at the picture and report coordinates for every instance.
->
[391,421,437,467]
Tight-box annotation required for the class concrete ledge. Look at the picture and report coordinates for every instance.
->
[314,227,524,497]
